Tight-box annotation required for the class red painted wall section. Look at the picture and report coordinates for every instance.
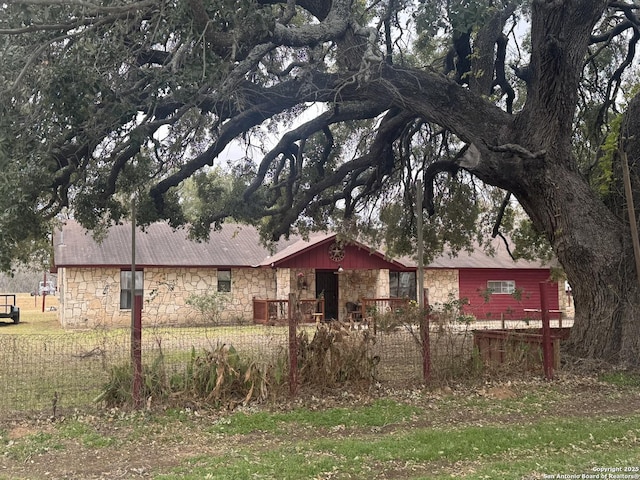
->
[459,268,560,320]
[276,242,409,271]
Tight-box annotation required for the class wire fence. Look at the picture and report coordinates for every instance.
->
[0,315,573,414]
[0,321,467,414]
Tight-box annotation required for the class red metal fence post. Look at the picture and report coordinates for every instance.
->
[288,293,298,397]
[41,272,47,313]
[421,289,431,383]
[132,294,143,407]
[539,282,554,380]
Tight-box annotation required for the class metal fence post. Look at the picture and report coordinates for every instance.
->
[288,293,298,397]
[132,294,143,407]
[421,289,431,383]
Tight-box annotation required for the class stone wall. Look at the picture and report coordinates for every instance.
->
[229,268,275,319]
[558,281,575,318]
[337,269,379,320]
[58,265,468,328]
[58,266,276,328]
[276,268,290,300]
[375,269,390,299]
[424,269,459,310]
[290,268,316,301]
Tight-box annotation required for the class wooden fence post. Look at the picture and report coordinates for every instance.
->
[539,283,554,380]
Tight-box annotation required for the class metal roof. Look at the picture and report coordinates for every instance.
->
[53,220,552,270]
[425,238,554,270]
[53,220,292,268]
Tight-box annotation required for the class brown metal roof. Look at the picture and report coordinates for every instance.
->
[53,220,552,271]
[53,220,293,268]
[425,238,554,270]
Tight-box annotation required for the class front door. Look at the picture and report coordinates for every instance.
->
[316,271,338,320]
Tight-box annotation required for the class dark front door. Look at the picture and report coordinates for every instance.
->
[316,271,338,320]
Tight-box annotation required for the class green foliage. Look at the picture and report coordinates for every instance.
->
[1,431,64,463]
[96,357,172,407]
[6,378,640,478]
[97,329,382,410]
[185,291,229,326]
[508,218,554,262]
[599,370,640,387]
[57,421,116,448]
[0,0,636,314]
[160,411,640,479]
[594,114,623,199]
[448,0,496,35]
[378,171,483,263]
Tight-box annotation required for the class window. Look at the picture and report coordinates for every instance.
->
[120,270,144,309]
[487,280,516,294]
[217,269,231,292]
[389,271,416,300]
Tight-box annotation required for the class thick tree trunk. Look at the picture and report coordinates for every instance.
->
[361,0,640,364]
[515,156,640,364]
[524,93,640,365]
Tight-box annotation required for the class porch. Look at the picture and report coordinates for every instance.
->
[252,298,325,325]
[252,297,410,326]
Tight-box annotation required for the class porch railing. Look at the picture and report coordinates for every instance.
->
[360,297,410,318]
[252,297,325,325]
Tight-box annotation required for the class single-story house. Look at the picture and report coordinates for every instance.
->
[52,220,570,328]
[426,245,569,321]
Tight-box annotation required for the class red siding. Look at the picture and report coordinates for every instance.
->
[277,244,407,270]
[459,268,559,320]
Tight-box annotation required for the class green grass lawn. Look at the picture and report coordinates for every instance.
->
[1,375,640,479]
[0,293,62,334]
[1,294,638,479]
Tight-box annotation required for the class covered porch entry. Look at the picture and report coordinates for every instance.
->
[252,234,416,324]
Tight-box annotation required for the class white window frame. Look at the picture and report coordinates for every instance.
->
[120,270,144,309]
[487,280,516,294]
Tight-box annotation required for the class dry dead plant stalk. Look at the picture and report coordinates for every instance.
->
[297,323,377,390]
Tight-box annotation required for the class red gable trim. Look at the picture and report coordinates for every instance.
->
[268,236,415,271]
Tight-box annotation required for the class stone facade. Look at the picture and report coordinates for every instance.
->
[58,264,401,327]
[424,269,460,310]
[337,269,380,320]
[290,268,316,301]
[59,263,570,328]
[58,266,275,328]
[558,281,575,318]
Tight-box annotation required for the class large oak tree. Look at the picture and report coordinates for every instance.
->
[1,0,639,363]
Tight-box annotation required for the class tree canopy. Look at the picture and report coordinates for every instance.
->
[1,0,640,363]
